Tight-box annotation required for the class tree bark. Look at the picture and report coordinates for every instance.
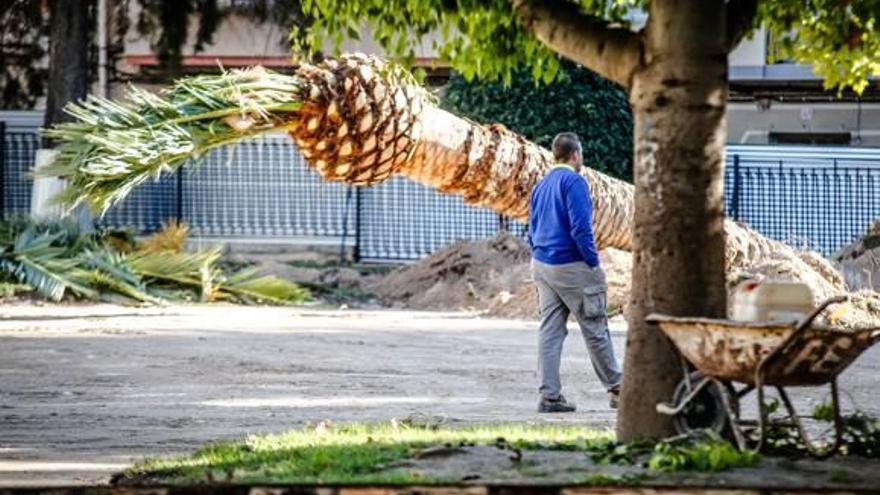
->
[616,0,730,441]
[44,0,90,136]
[511,0,642,89]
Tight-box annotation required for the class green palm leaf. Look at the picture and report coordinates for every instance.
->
[220,268,310,305]
[0,228,96,301]
[41,69,304,213]
[128,249,222,301]
[82,249,165,305]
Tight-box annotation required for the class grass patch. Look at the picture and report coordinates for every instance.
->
[121,422,764,486]
[121,421,613,485]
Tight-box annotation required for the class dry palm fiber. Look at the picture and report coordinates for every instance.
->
[41,53,877,325]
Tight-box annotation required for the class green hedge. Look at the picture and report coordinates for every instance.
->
[441,63,633,181]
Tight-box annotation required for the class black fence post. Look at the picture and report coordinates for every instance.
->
[498,214,507,232]
[0,121,5,220]
[339,185,356,264]
[175,170,184,224]
[730,153,741,221]
[353,187,362,263]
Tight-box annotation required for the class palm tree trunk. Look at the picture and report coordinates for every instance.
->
[45,53,849,307]
[290,55,846,300]
[290,55,635,251]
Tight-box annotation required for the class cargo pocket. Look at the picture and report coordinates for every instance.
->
[579,289,607,319]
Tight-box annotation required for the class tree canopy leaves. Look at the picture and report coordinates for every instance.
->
[761,0,880,93]
[295,0,879,93]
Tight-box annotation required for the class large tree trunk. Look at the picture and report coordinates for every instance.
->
[44,0,90,133]
[40,0,90,224]
[617,0,730,441]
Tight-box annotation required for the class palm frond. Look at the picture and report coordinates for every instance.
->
[139,221,190,253]
[220,268,311,305]
[82,249,165,305]
[128,249,223,302]
[0,228,96,301]
[41,67,305,213]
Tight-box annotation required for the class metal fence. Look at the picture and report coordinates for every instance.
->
[0,124,39,218]
[725,146,880,255]
[2,119,879,260]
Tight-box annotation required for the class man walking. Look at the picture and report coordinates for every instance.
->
[529,132,622,413]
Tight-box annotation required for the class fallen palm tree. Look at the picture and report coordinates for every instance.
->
[40,53,875,323]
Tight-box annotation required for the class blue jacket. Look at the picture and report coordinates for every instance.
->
[528,165,600,267]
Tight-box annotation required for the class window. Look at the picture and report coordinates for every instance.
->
[768,132,852,145]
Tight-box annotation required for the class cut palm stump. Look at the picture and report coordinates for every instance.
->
[42,53,876,325]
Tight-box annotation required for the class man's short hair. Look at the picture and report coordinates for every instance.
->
[552,132,581,162]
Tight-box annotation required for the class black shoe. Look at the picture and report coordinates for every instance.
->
[538,395,576,413]
[608,387,620,409]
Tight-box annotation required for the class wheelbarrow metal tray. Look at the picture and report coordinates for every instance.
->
[647,315,878,386]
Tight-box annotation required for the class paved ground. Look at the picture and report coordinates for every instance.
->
[1,304,878,487]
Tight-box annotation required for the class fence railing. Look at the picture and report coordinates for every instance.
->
[724,146,880,255]
[2,121,878,260]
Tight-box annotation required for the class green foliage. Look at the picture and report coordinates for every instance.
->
[761,0,880,93]
[0,218,310,306]
[767,405,880,458]
[122,422,613,484]
[221,269,311,305]
[0,281,32,299]
[296,0,878,93]
[441,62,633,180]
[839,411,880,458]
[584,433,759,473]
[41,68,303,213]
[0,226,96,301]
[295,0,645,84]
[121,421,763,485]
[648,437,760,472]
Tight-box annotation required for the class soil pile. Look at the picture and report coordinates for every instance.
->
[371,233,632,319]
[374,231,880,327]
[372,233,531,313]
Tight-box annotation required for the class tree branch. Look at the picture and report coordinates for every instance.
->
[725,0,758,51]
[512,0,642,89]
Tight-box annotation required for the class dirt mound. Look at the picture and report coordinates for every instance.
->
[372,233,632,319]
[374,231,880,327]
[372,233,531,313]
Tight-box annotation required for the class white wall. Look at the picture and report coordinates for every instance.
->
[729,27,767,66]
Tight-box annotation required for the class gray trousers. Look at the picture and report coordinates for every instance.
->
[532,259,622,399]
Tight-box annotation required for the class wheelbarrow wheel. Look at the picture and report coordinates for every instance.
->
[672,372,738,438]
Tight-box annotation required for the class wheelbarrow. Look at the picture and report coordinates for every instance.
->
[647,296,880,458]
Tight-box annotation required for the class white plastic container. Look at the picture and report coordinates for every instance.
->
[731,280,814,323]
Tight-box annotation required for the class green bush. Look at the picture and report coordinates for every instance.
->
[441,62,633,181]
